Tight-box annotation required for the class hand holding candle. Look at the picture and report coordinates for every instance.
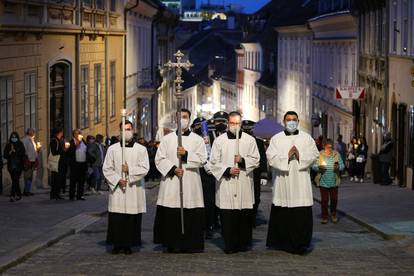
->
[64,142,70,149]
[36,142,42,151]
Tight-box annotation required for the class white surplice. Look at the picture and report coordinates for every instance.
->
[155,131,207,209]
[103,142,149,214]
[210,132,260,210]
[266,131,319,208]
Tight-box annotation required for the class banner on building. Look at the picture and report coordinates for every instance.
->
[335,87,365,99]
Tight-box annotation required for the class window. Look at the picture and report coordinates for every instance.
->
[82,0,92,8]
[94,64,101,124]
[110,0,116,11]
[412,0,414,55]
[95,0,105,10]
[80,65,89,129]
[110,62,116,118]
[392,1,398,53]
[24,72,36,130]
[0,76,13,152]
[402,0,408,53]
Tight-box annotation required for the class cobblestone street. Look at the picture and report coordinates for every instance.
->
[3,183,414,275]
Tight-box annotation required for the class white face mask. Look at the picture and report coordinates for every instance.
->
[229,125,238,135]
[124,130,133,141]
[286,120,298,133]
[180,118,190,130]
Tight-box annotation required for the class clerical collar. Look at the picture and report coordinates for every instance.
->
[284,129,299,136]
[176,129,191,136]
[120,140,135,148]
[227,130,242,139]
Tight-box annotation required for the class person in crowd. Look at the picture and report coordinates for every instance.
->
[355,137,368,183]
[154,108,207,253]
[315,135,324,151]
[191,117,216,239]
[21,128,40,196]
[67,129,88,200]
[49,127,68,200]
[266,111,319,255]
[95,134,106,191]
[347,137,358,181]
[145,140,158,182]
[335,134,347,169]
[241,120,267,227]
[378,132,393,186]
[4,132,26,202]
[313,139,345,224]
[103,120,149,255]
[110,136,119,146]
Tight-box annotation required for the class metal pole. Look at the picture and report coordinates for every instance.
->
[121,108,127,194]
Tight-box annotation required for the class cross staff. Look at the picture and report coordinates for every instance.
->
[165,50,193,235]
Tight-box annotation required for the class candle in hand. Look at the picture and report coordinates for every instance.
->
[36,142,41,150]
[64,142,70,149]
[321,161,327,166]
[78,134,83,141]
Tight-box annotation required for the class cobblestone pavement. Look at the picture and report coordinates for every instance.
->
[4,184,414,275]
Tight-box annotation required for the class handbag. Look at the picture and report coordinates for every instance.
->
[356,155,365,163]
[48,139,60,172]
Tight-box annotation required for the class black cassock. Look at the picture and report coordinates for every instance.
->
[107,212,142,247]
[266,205,313,254]
[153,206,205,252]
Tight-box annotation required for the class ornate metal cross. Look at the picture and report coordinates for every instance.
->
[164,50,193,235]
[165,50,193,100]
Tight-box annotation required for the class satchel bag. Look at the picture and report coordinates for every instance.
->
[48,139,60,172]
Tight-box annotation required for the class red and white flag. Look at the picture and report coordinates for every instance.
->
[335,87,365,99]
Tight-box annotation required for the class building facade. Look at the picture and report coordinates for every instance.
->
[309,1,357,143]
[0,0,126,191]
[387,0,414,188]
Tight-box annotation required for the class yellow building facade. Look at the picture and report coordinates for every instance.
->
[0,0,126,191]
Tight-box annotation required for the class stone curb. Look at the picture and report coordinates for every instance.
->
[313,197,406,241]
[0,210,107,274]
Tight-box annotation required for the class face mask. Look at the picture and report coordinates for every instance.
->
[11,137,18,143]
[286,120,298,133]
[215,123,227,133]
[180,118,189,130]
[124,130,133,142]
[229,125,238,135]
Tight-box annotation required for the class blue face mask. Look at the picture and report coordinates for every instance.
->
[286,120,298,133]
[11,137,18,143]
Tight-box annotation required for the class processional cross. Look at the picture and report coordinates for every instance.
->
[164,50,193,235]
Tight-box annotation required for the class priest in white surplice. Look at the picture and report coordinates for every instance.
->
[103,120,149,255]
[266,111,319,255]
[154,108,208,253]
[210,111,260,254]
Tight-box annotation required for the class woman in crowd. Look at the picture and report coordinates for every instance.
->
[355,137,368,183]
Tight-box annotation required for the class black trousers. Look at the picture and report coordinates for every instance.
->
[107,212,142,248]
[200,168,216,229]
[59,162,68,193]
[50,171,61,199]
[69,162,87,199]
[253,170,261,222]
[9,170,22,198]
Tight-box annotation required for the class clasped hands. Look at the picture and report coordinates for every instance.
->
[288,146,300,161]
[119,164,129,188]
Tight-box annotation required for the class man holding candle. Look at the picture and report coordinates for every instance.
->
[266,111,319,255]
[67,129,88,201]
[313,139,345,224]
[21,128,40,196]
[103,119,149,255]
[49,127,69,200]
[209,111,260,254]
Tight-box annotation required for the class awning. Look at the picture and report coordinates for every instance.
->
[253,118,284,139]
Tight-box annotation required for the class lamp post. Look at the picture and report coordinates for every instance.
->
[164,50,193,235]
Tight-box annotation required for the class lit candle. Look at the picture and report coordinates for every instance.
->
[64,142,70,149]
[36,142,41,150]
[321,161,327,166]
[78,134,83,141]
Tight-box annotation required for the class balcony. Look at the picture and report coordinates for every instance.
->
[127,67,161,99]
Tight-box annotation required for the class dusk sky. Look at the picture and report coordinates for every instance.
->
[196,0,271,13]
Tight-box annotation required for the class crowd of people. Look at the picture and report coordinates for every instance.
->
[1,127,161,203]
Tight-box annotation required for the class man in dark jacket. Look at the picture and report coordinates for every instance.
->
[379,132,393,186]
[67,129,88,200]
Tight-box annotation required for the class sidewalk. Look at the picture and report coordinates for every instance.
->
[313,179,414,240]
[0,189,108,272]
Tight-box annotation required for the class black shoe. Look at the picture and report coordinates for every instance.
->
[28,192,34,196]
[15,196,22,201]
[123,247,132,255]
[111,247,121,255]
[69,197,75,201]
[77,197,86,200]
[9,197,15,202]
[57,196,65,200]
